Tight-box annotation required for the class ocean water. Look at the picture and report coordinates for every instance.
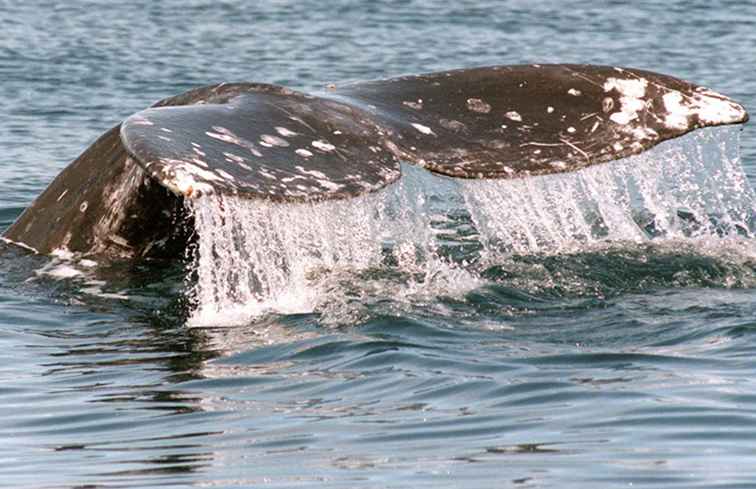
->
[2,1,756,488]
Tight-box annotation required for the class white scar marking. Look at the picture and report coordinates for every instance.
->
[505,111,522,122]
[312,140,335,152]
[275,127,298,137]
[411,123,435,135]
[567,88,582,96]
[466,98,491,113]
[295,166,328,179]
[206,126,263,157]
[403,99,423,110]
[551,160,567,170]
[296,148,314,157]
[260,134,289,147]
[663,89,746,130]
[603,77,648,125]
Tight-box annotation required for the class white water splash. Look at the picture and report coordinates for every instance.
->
[463,127,754,261]
[187,164,480,326]
[187,127,754,326]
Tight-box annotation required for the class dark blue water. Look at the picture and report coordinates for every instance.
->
[2,1,756,487]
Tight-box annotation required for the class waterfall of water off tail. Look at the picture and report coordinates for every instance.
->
[463,127,754,257]
[187,163,475,325]
[187,127,754,325]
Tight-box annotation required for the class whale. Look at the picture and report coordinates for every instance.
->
[2,64,749,258]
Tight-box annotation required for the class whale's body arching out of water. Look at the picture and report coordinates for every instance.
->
[2,64,749,258]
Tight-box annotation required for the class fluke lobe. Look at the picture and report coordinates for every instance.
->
[3,64,749,258]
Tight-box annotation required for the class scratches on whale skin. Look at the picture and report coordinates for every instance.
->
[206,126,264,157]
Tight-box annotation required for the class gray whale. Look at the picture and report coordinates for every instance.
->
[3,64,748,258]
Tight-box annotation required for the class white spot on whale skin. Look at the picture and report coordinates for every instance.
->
[411,123,435,135]
[275,126,298,137]
[223,152,253,170]
[158,135,172,142]
[191,157,208,168]
[294,166,328,180]
[663,89,747,130]
[206,127,263,157]
[505,111,522,122]
[258,168,278,180]
[160,128,173,133]
[547,106,555,114]
[567,126,576,133]
[466,98,492,113]
[260,134,289,147]
[215,169,236,182]
[312,140,335,152]
[223,152,245,163]
[296,148,314,157]
[603,77,648,125]
[79,201,88,213]
[567,88,582,96]
[159,158,222,198]
[609,112,633,125]
[662,92,692,130]
[550,160,567,170]
[317,180,344,191]
[403,99,423,110]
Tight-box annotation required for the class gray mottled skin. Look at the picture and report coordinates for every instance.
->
[3,65,749,258]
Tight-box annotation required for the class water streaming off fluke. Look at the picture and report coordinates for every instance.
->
[187,127,755,326]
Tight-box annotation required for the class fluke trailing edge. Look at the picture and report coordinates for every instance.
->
[3,64,749,258]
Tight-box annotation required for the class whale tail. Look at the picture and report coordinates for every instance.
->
[3,64,748,257]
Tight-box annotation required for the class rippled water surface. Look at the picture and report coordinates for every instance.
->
[2,1,756,488]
